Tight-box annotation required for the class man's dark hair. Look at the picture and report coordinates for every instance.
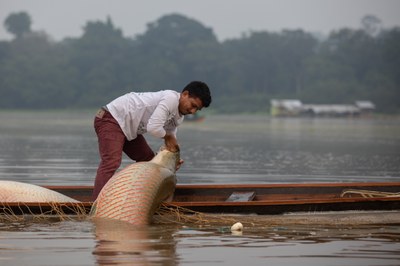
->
[182,81,212,107]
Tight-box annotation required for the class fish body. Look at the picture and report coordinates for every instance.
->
[0,149,178,225]
[91,149,179,225]
[0,180,78,202]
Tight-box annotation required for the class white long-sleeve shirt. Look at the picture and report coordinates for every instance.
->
[106,90,184,141]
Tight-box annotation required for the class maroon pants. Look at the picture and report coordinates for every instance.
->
[92,110,155,200]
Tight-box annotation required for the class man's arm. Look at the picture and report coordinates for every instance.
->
[163,132,179,152]
[163,133,183,170]
[147,100,170,138]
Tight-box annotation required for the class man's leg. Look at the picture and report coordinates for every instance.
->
[92,111,126,200]
[123,134,155,162]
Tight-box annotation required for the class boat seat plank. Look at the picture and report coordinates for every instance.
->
[226,191,256,202]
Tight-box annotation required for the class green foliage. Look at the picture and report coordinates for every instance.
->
[0,13,399,113]
[4,12,31,38]
[132,14,221,89]
[0,32,77,108]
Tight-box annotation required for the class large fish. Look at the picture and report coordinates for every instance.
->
[0,149,179,225]
[91,149,179,225]
[0,180,78,202]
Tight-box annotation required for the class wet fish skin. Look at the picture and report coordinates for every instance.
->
[0,149,179,225]
[0,180,79,202]
[91,149,179,225]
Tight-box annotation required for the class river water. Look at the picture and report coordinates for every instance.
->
[0,110,399,265]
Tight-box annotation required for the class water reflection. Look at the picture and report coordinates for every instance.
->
[0,111,399,265]
[92,218,178,265]
[175,224,400,265]
[0,112,399,185]
[178,115,400,183]
[0,217,399,265]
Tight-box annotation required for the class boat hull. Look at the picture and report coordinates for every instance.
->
[1,182,400,215]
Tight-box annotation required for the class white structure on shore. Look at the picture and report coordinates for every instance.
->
[271,99,375,117]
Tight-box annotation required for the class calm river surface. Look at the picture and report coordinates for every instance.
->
[0,110,399,265]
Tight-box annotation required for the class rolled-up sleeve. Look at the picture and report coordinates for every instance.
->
[147,98,172,138]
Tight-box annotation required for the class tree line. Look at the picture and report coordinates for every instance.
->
[0,12,399,113]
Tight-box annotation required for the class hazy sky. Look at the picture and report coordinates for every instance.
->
[0,0,399,41]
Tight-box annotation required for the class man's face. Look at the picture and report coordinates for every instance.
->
[179,91,203,115]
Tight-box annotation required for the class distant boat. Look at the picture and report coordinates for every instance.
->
[184,113,205,122]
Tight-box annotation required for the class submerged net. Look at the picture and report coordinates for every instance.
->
[0,202,89,222]
[2,202,399,226]
[155,203,400,226]
[155,204,238,225]
[154,203,288,228]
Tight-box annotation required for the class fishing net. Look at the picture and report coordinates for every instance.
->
[1,202,399,226]
[154,203,315,227]
[155,204,239,225]
[155,203,400,226]
[341,189,400,198]
[0,202,89,222]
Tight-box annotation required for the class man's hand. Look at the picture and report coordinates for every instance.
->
[176,159,184,171]
[164,133,180,152]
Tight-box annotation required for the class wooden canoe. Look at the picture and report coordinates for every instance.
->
[1,182,400,215]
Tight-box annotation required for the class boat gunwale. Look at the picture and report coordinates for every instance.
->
[41,181,400,191]
[1,182,399,215]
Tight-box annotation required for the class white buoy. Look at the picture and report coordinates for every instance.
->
[230,222,243,232]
